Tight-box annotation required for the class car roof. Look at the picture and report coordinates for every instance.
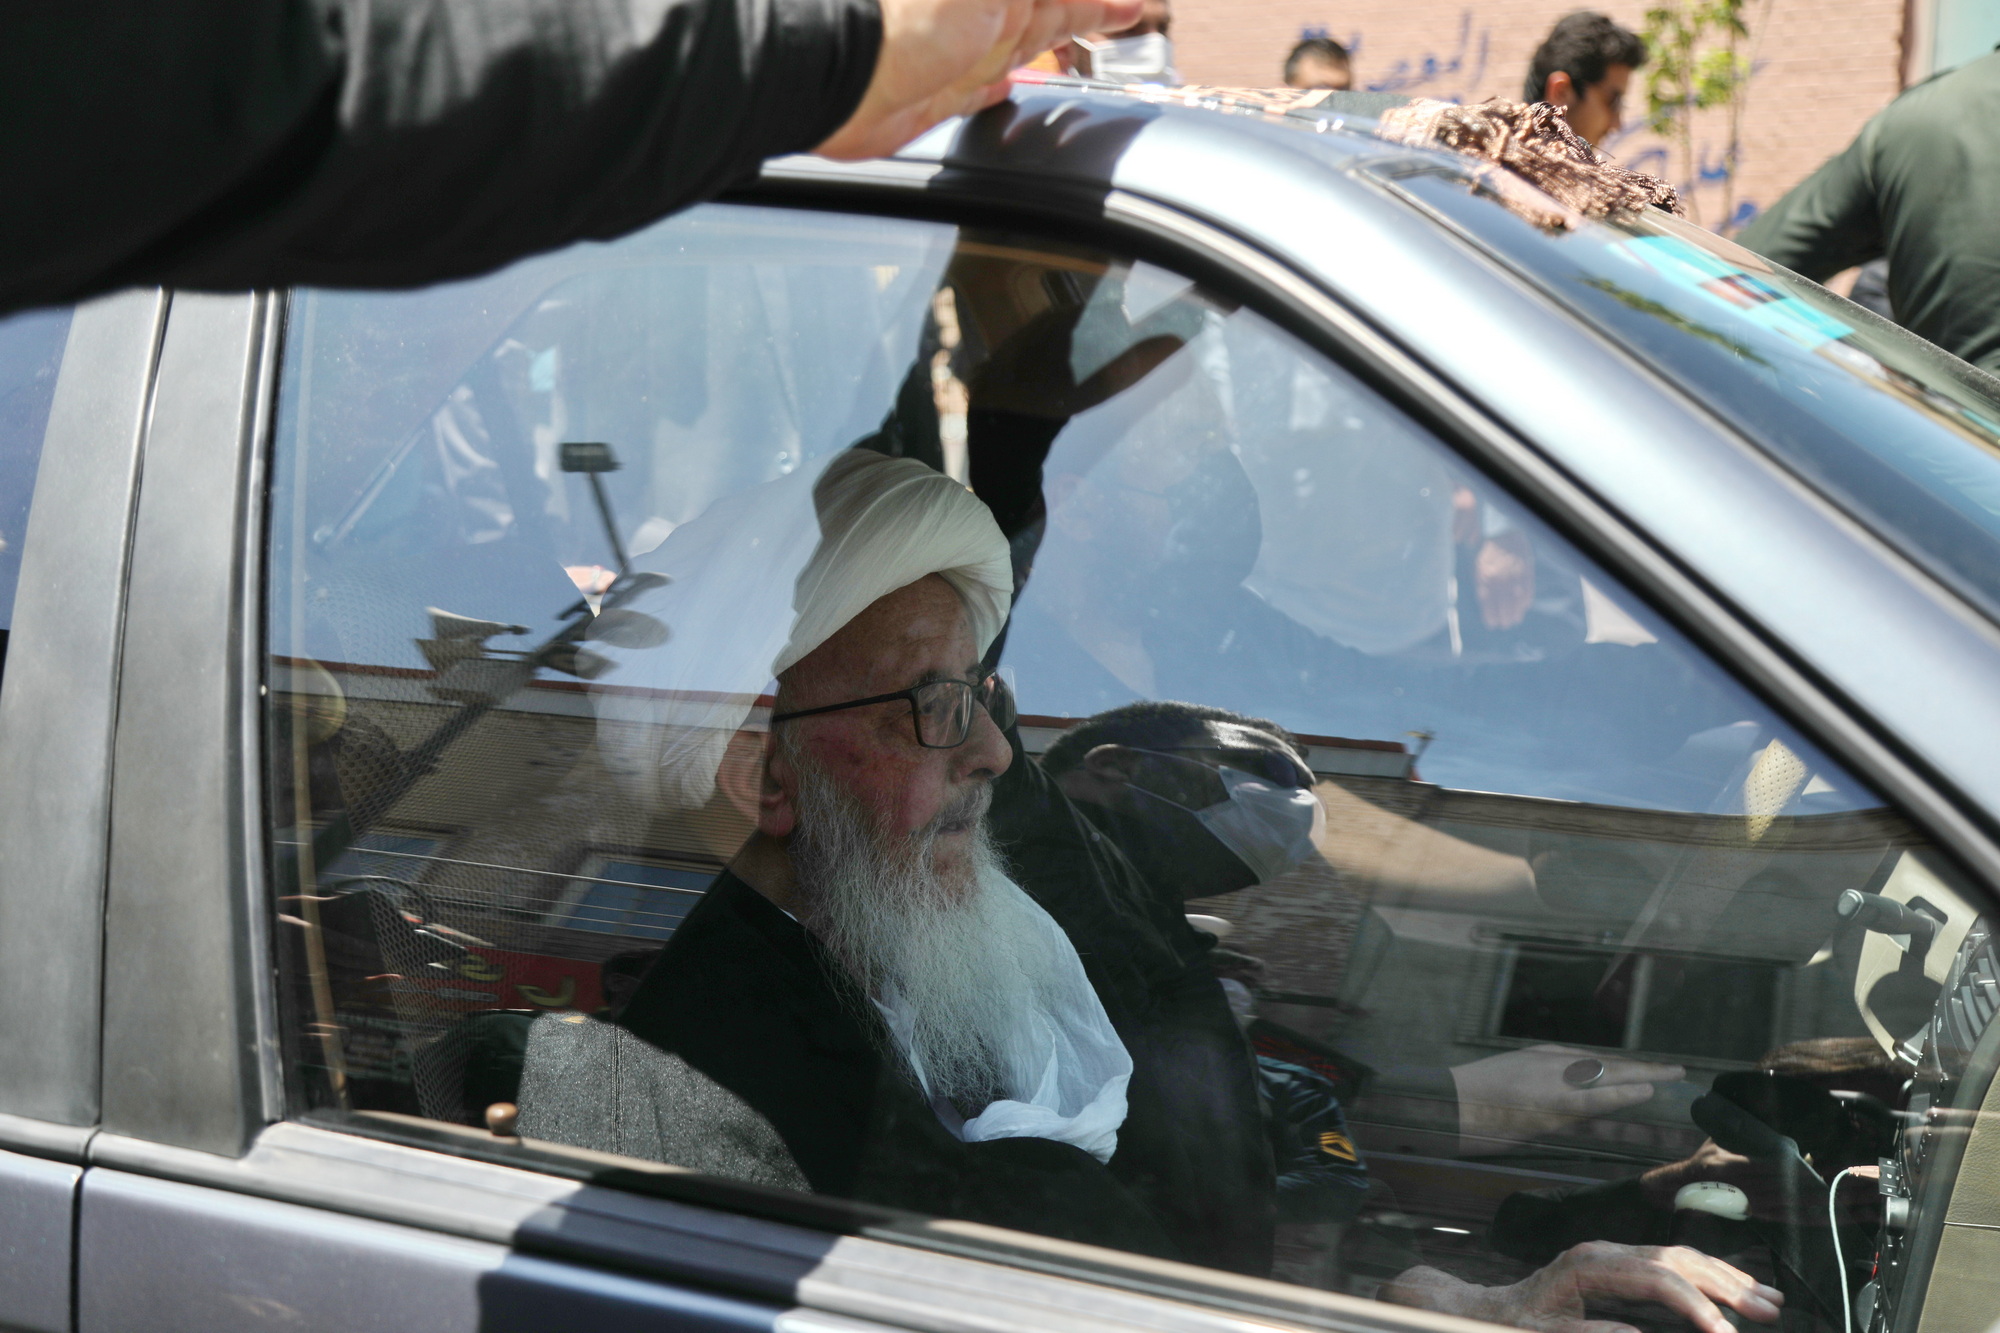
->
[889,78,1448,200]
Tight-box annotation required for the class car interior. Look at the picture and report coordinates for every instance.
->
[253,201,1998,1333]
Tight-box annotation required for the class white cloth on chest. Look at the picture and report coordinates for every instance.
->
[872,870,1132,1165]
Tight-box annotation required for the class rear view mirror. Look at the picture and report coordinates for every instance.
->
[559,441,620,473]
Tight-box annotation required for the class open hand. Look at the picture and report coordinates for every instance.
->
[815,0,1145,160]
[1452,1044,1683,1148]
[965,297,1187,419]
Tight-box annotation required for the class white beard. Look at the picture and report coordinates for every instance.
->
[788,757,1093,1110]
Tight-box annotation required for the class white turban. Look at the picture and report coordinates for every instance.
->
[589,450,1012,807]
[780,450,1011,674]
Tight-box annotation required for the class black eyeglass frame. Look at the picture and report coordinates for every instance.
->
[769,673,1015,749]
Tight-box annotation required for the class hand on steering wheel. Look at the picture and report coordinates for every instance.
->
[1664,1089,1871,1328]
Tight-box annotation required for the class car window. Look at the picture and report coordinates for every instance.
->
[265,203,1994,1333]
[0,306,72,682]
[1388,166,2000,633]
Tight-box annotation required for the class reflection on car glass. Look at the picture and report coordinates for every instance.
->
[1394,168,2000,630]
[1610,235,1857,352]
[265,201,1987,1333]
[0,305,73,673]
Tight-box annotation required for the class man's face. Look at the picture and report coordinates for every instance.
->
[1287,56,1352,91]
[1106,0,1170,37]
[1552,62,1632,146]
[764,575,1011,882]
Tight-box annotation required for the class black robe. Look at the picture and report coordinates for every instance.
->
[614,868,1174,1256]
[614,730,1277,1272]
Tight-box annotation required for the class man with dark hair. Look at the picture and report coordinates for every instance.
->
[1522,11,1647,146]
[1040,699,1296,779]
[1284,36,1354,91]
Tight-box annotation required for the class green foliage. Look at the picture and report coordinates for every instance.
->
[1642,0,1751,133]
[1640,0,1760,226]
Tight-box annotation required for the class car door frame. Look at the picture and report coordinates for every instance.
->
[77,101,2000,1333]
[0,290,166,1333]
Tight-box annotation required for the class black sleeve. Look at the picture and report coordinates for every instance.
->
[1489,1177,1671,1266]
[4,0,880,313]
[987,725,1204,1020]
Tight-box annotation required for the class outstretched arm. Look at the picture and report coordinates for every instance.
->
[6,0,1141,313]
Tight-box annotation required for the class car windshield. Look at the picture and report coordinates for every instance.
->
[1387,166,2000,626]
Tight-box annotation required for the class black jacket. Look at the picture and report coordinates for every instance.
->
[614,728,1280,1270]
[984,729,1278,1277]
[615,869,1176,1256]
[6,0,878,315]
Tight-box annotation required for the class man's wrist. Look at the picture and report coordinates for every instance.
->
[1381,1265,1500,1321]
[1638,1159,1685,1209]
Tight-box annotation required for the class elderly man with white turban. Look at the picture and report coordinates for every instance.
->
[518,447,1172,1251]
[517,443,1803,1332]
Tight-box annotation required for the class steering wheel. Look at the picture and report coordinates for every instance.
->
[1684,1076,1884,1328]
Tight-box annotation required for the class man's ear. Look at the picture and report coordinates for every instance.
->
[758,731,799,838]
[712,729,765,823]
[1543,70,1577,111]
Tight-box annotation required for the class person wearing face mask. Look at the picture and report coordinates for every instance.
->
[1053,0,1177,84]
[1037,700,1685,1155]
[1026,703,1783,1328]
[1038,703,1325,902]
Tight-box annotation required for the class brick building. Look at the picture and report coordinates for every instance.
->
[1171,0,2000,237]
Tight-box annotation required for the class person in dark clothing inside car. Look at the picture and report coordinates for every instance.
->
[1034,701,1368,1232]
[525,448,1176,1254]
[3,0,1143,317]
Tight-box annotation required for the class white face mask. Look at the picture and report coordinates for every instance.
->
[1079,32,1178,84]
[1129,756,1324,884]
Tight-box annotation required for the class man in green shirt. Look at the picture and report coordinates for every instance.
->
[1738,51,2000,374]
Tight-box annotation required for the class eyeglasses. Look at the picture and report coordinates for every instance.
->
[770,673,1015,749]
